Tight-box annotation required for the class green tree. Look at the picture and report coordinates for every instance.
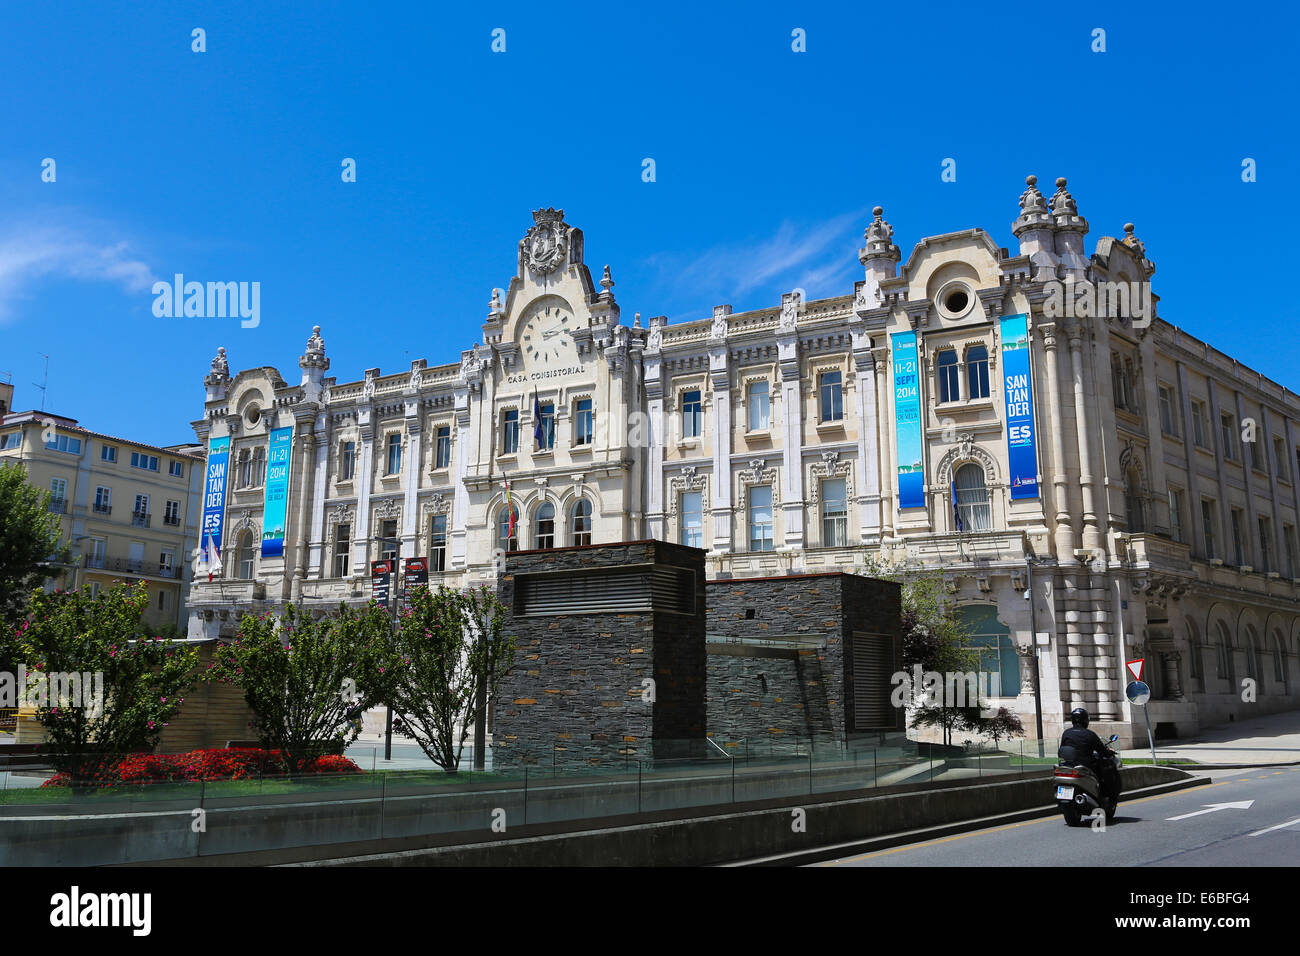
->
[6,583,199,784]
[388,584,515,772]
[0,463,66,630]
[209,602,399,772]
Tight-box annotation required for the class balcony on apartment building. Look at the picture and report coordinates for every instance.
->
[131,510,151,528]
[47,497,67,514]
[82,554,181,579]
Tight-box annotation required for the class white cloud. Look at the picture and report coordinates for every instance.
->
[0,222,155,322]
[643,209,868,317]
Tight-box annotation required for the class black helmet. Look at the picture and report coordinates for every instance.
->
[1070,707,1089,728]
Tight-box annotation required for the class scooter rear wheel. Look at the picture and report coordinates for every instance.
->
[1105,798,1118,824]
[1063,805,1082,827]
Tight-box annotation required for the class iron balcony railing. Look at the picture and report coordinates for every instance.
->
[163,513,181,526]
[47,498,67,514]
[93,502,112,514]
[81,555,181,579]
[131,511,151,527]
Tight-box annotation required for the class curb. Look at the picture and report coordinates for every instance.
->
[724,774,1211,867]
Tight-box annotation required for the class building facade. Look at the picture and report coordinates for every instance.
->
[186,183,1300,744]
[0,402,204,631]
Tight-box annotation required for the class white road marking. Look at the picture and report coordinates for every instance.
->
[1165,800,1255,821]
[1248,816,1300,837]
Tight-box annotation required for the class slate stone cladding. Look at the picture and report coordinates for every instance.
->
[492,540,707,767]
[705,572,902,741]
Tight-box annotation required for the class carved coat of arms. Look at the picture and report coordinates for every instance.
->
[523,208,569,275]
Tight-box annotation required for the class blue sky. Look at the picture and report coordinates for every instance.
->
[0,1,1295,447]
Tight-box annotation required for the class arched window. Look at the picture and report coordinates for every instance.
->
[498,505,518,553]
[535,502,555,549]
[252,446,267,487]
[1125,467,1145,532]
[571,498,592,546]
[955,463,991,531]
[237,448,252,489]
[1246,627,1262,690]
[967,345,990,399]
[957,605,1020,697]
[937,350,959,403]
[1215,622,1235,686]
[237,530,256,580]
[1271,630,1288,692]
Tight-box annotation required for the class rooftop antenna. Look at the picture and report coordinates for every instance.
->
[33,354,49,412]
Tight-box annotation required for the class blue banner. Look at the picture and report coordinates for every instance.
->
[261,427,293,557]
[892,331,925,509]
[999,314,1040,499]
[202,436,230,553]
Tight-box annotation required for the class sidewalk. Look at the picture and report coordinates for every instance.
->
[1121,708,1300,767]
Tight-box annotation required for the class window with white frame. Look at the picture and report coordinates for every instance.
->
[434,426,451,468]
[130,450,158,470]
[48,477,67,511]
[340,441,356,480]
[747,381,769,432]
[1191,400,1210,448]
[537,404,556,450]
[819,370,843,422]
[681,389,702,439]
[680,490,703,548]
[334,523,351,577]
[535,501,555,549]
[571,498,593,546]
[164,499,180,525]
[169,460,183,478]
[967,345,990,400]
[251,446,266,486]
[379,519,399,560]
[1220,412,1237,460]
[574,399,593,446]
[937,351,959,403]
[502,409,519,455]
[821,478,848,547]
[748,485,774,552]
[1158,385,1177,436]
[955,463,992,531]
[237,530,256,580]
[429,514,447,572]
[1124,467,1145,533]
[101,444,117,462]
[94,486,111,513]
[499,505,518,552]
[385,433,402,475]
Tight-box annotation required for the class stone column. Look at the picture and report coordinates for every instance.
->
[1039,323,1076,557]
[451,388,472,569]
[853,334,881,544]
[307,415,330,577]
[710,343,733,552]
[778,341,804,551]
[351,414,374,574]
[873,346,895,539]
[290,423,316,600]
[1067,319,1102,553]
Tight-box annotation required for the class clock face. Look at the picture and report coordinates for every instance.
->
[521,302,575,366]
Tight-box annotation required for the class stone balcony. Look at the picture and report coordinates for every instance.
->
[899,529,1030,568]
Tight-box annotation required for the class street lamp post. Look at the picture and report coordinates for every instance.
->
[375,534,402,763]
[1026,558,1045,750]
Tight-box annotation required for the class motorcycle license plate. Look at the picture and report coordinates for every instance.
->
[1056,786,1075,800]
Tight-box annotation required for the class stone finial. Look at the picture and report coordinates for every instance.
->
[600,264,615,294]
[1012,174,1055,239]
[299,325,329,371]
[1050,177,1077,217]
[633,311,642,328]
[489,287,504,317]
[1019,175,1048,215]
[1122,222,1145,256]
[209,346,229,379]
[859,206,901,265]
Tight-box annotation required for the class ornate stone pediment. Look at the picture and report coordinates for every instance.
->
[738,459,780,508]
[667,466,709,518]
[935,434,1000,486]
[522,208,570,276]
[808,452,853,503]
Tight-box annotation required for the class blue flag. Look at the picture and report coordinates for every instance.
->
[532,388,545,449]
[952,481,964,532]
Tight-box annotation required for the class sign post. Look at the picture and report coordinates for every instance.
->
[1124,662,1156,766]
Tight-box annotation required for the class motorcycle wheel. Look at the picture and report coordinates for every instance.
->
[1063,805,1082,827]
[1105,798,1118,824]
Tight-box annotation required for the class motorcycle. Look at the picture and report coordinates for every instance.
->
[1052,733,1122,826]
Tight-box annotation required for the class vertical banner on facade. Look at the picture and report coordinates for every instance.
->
[260,426,293,557]
[371,559,393,605]
[891,331,925,509]
[999,314,1040,500]
[202,436,231,552]
[403,556,428,610]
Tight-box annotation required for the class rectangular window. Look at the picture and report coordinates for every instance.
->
[574,399,593,446]
[169,460,183,477]
[340,441,355,480]
[333,524,350,577]
[86,538,106,569]
[159,550,174,575]
[1275,437,1289,482]
[380,519,399,560]
[748,485,774,552]
[1285,524,1297,578]
[101,444,117,462]
[435,426,451,468]
[133,494,150,527]
[46,434,83,454]
[539,404,556,450]
[1158,385,1177,436]
[747,381,770,432]
[1221,413,1236,460]
[822,478,848,548]
[164,499,181,525]
[680,491,703,548]
[1231,508,1246,566]
[1168,489,1184,544]
[94,486,111,514]
[386,433,402,475]
[1250,437,1264,473]
[1191,401,1210,449]
[1201,499,1216,559]
[47,478,66,513]
[0,432,21,450]
[967,347,990,399]
[819,371,844,422]
[1259,516,1273,573]
[502,410,519,455]
[158,590,170,611]
[682,390,702,439]
[130,451,159,470]
[429,515,447,572]
[937,352,959,404]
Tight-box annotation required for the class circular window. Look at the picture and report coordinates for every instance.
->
[244,404,261,427]
[936,282,975,319]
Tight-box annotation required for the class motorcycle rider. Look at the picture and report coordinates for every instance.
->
[1059,707,1118,801]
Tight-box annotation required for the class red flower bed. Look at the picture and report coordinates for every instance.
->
[41,747,361,787]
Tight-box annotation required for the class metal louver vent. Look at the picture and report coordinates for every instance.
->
[516,565,695,616]
[851,631,896,731]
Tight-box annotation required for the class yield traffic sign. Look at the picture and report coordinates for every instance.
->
[1126,658,1145,682]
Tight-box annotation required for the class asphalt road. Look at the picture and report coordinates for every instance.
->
[816,767,1300,867]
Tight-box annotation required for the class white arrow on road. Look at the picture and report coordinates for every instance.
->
[1166,800,1254,821]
